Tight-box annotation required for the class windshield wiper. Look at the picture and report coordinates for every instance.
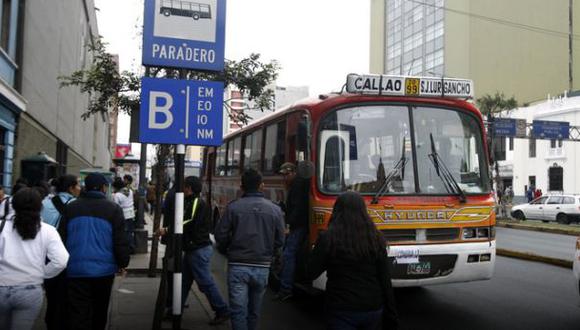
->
[428,133,466,203]
[371,137,407,204]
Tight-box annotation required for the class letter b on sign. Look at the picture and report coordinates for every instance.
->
[148,91,174,129]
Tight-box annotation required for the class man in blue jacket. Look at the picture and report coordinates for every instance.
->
[215,169,285,330]
[60,173,130,330]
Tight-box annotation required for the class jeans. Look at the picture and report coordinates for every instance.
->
[228,265,269,330]
[182,245,229,316]
[125,218,135,253]
[0,284,43,330]
[326,308,383,330]
[279,227,306,293]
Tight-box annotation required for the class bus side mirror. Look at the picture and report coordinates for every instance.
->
[297,161,314,179]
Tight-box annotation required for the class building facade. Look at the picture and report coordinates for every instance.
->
[12,0,111,184]
[370,0,580,103]
[496,92,580,201]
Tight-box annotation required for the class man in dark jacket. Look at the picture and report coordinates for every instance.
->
[181,176,230,324]
[215,169,285,330]
[276,162,310,300]
[61,173,130,330]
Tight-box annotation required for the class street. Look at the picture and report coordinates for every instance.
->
[496,227,578,261]
[203,250,580,330]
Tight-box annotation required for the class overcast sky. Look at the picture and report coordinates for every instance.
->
[94,0,370,145]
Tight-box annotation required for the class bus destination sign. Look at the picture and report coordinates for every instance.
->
[346,74,474,98]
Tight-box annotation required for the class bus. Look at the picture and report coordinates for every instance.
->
[160,0,212,20]
[202,74,495,288]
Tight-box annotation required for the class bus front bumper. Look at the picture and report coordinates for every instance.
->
[388,240,496,287]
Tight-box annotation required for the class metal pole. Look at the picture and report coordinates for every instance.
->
[136,142,147,229]
[172,144,185,330]
[569,0,574,92]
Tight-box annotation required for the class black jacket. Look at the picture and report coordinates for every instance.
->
[308,232,398,328]
[215,192,285,266]
[284,177,309,230]
[60,191,130,277]
[182,195,212,251]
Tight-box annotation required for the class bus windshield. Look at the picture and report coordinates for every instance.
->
[318,104,489,195]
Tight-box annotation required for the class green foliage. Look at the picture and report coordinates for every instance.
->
[60,38,280,126]
[476,92,518,116]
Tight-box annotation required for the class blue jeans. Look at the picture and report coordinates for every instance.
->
[182,245,229,316]
[228,265,269,330]
[326,308,383,330]
[280,227,306,293]
[0,284,43,330]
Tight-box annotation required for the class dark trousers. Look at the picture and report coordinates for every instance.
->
[44,271,68,330]
[67,275,115,330]
[326,308,383,330]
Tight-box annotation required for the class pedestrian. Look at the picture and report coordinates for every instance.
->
[0,181,27,221]
[0,188,69,330]
[146,181,156,215]
[112,177,136,254]
[60,173,130,330]
[41,174,81,330]
[534,188,542,199]
[157,176,230,324]
[276,162,309,301]
[215,169,285,330]
[123,174,138,212]
[308,191,398,330]
[526,186,534,202]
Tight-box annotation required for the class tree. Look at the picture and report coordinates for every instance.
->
[476,92,518,210]
[476,91,518,117]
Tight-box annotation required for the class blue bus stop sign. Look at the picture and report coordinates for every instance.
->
[142,0,226,71]
[139,77,224,146]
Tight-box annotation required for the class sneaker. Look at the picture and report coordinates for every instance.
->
[273,291,293,302]
[209,313,230,325]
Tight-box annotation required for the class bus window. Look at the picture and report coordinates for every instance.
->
[413,106,489,193]
[215,143,226,176]
[227,137,241,176]
[243,129,263,170]
[319,105,413,194]
[263,121,286,174]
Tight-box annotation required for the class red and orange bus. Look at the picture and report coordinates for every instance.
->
[202,74,495,288]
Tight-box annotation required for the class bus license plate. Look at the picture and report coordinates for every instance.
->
[407,262,431,275]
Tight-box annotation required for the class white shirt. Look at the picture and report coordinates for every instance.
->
[0,196,14,220]
[113,191,135,220]
[0,221,69,286]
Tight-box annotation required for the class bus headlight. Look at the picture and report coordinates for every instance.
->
[463,226,495,239]
[463,228,476,239]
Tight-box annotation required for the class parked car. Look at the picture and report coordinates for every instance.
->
[574,237,580,299]
[510,194,580,224]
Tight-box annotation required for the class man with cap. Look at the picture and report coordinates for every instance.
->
[275,162,310,301]
[60,173,130,330]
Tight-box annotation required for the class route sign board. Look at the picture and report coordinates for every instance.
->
[532,120,570,139]
[493,118,516,137]
[139,77,223,145]
[142,0,226,71]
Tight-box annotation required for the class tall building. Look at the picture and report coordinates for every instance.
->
[370,0,580,103]
[12,0,111,183]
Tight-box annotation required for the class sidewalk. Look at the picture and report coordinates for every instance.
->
[109,213,230,329]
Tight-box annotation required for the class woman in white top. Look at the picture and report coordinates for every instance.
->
[112,177,136,253]
[0,188,69,330]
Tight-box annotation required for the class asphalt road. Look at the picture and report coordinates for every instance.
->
[496,227,577,261]
[209,254,580,330]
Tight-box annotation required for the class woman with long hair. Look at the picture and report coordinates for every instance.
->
[41,174,80,330]
[112,177,136,254]
[308,191,398,330]
[0,188,69,330]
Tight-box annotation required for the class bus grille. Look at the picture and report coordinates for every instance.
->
[382,229,416,242]
[426,228,460,241]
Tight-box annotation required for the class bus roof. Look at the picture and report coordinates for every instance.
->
[223,91,482,141]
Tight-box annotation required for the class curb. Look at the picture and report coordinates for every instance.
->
[497,248,573,269]
[497,221,580,237]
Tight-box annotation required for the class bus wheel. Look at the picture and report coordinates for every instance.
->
[163,9,171,16]
[192,13,200,20]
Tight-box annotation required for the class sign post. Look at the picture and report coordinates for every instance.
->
[141,1,226,329]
